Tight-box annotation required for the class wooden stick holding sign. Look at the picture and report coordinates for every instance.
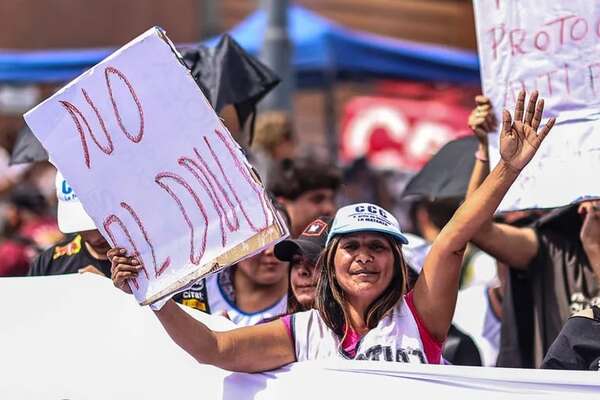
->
[24,27,288,305]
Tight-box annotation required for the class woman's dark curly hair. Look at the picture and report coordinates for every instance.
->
[267,157,341,200]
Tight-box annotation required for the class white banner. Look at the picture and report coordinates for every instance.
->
[474,0,600,210]
[24,28,286,305]
[1,274,599,400]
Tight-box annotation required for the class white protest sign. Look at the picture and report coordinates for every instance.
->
[473,0,600,211]
[24,27,287,305]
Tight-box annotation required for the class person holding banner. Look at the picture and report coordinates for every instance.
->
[111,91,554,371]
[466,90,600,367]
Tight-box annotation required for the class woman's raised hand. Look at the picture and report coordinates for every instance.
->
[108,247,142,294]
[500,90,556,171]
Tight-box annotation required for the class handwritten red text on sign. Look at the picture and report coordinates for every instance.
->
[59,66,270,288]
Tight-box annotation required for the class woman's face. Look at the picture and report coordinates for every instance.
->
[290,254,320,308]
[237,245,289,286]
[333,232,395,305]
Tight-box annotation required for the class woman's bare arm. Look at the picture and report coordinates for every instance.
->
[413,90,555,341]
[154,300,295,372]
[466,94,539,269]
[109,248,295,372]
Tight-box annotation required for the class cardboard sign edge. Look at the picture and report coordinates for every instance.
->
[140,220,286,306]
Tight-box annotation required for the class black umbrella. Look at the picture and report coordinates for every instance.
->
[10,34,280,165]
[534,203,581,238]
[9,126,48,165]
[402,136,477,201]
[181,34,280,147]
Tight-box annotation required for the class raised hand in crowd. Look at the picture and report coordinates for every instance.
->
[466,95,495,196]
[468,95,496,144]
[466,91,556,270]
[498,91,555,172]
[466,90,555,198]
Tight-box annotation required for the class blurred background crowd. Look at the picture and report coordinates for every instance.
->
[1,1,598,371]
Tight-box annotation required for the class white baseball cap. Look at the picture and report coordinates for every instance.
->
[55,171,96,234]
[326,203,409,246]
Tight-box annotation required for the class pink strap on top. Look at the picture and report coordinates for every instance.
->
[405,290,443,364]
[281,314,293,337]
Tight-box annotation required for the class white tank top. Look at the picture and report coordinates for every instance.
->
[291,297,432,363]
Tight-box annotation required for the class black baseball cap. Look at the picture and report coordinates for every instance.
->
[274,216,332,264]
[8,184,47,214]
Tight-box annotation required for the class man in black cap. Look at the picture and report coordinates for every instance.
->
[274,216,332,313]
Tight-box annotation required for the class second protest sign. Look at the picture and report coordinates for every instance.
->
[474,0,600,210]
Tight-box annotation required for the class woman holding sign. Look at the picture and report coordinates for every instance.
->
[111,91,555,372]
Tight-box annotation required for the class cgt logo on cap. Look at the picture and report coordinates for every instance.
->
[350,204,392,227]
[327,202,408,246]
[354,204,388,219]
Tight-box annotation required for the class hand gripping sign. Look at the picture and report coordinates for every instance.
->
[473,0,600,210]
[24,27,288,305]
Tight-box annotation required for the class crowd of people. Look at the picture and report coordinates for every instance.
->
[1,89,599,372]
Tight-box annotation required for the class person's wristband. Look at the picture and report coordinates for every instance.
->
[474,148,489,162]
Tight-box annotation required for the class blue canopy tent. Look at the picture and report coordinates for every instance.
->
[0,5,481,160]
[199,5,480,155]
[0,47,113,83]
[203,5,480,87]
[0,6,480,85]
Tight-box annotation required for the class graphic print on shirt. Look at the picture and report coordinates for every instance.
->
[570,292,600,314]
[53,235,83,260]
[175,279,210,313]
[292,297,437,364]
[354,344,426,363]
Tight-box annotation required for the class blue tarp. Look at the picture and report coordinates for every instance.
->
[0,6,480,85]
[0,47,113,82]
